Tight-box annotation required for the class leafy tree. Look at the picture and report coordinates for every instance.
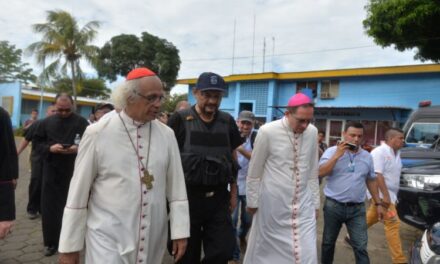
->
[161,93,187,113]
[0,41,36,84]
[96,32,181,92]
[50,76,111,99]
[28,10,100,108]
[364,0,440,62]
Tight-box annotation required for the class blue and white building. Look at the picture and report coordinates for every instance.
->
[0,82,105,128]
[178,64,440,146]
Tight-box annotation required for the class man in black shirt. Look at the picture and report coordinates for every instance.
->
[168,72,243,264]
[33,94,88,256]
[17,105,57,219]
[0,107,18,239]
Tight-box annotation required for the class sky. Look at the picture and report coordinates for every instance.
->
[0,0,431,94]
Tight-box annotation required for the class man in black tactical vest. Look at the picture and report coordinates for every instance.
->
[168,72,243,264]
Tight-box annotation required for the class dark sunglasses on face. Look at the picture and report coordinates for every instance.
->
[57,108,72,113]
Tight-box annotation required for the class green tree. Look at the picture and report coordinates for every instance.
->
[96,32,181,92]
[161,93,187,113]
[364,0,440,62]
[28,10,100,108]
[0,41,36,83]
[51,76,111,99]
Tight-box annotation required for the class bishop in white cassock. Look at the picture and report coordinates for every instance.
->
[244,93,320,264]
[58,68,190,264]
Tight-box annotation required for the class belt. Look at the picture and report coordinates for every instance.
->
[326,197,364,207]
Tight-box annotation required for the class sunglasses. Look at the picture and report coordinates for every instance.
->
[57,108,72,113]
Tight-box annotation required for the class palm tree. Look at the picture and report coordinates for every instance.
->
[28,10,100,109]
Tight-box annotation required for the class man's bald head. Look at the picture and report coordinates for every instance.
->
[55,93,74,118]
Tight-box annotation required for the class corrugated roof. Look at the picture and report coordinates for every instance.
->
[22,88,108,106]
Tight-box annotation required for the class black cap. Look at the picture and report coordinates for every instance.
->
[195,72,226,92]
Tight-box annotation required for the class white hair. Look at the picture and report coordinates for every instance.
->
[111,79,141,109]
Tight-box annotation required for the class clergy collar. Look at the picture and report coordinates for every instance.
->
[120,110,148,128]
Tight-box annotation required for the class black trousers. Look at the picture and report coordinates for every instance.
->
[41,162,73,247]
[0,181,15,221]
[177,189,235,264]
[27,158,42,214]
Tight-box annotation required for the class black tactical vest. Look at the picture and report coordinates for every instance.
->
[178,108,234,187]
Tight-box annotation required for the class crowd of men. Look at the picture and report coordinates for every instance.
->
[0,67,408,264]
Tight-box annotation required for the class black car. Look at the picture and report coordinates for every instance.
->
[397,145,440,230]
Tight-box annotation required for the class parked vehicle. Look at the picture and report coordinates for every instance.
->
[397,144,440,230]
[403,105,440,148]
[409,222,440,264]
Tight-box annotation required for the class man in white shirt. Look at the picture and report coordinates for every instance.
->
[58,68,190,264]
[365,128,406,264]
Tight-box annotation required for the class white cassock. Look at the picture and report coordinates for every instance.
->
[58,110,190,264]
[244,117,320,264]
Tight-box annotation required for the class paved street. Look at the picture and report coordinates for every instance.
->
[0,138,422,263]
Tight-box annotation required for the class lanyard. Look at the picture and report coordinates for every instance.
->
[348,152,357,164]
[348,152,357,172]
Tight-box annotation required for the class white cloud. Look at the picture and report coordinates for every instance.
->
[0,0,430,93]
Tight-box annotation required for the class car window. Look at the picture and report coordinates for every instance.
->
[406,122,440,144]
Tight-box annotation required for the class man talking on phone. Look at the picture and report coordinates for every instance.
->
[33,93,88,256]
[319,122,383,264]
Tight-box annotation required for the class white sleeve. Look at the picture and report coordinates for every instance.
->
[166,129,190,240]
[58,128,98,253]
[307,130,320,209]
[371,147,385,174]
[246,126,270,208]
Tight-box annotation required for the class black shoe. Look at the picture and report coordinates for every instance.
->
[44,246,57,256]
[27,211,38,220]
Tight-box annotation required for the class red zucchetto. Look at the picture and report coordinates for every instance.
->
[126,67,156,80]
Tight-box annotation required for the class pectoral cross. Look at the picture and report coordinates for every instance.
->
[141,170,155,190]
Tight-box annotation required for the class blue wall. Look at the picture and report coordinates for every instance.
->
[316,73,440,109]
[240,81,268,117]
[0,82,22,128]
[186,71,440,123]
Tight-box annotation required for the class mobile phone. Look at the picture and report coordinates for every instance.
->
[61,143,72,149]
[346,142,358,151]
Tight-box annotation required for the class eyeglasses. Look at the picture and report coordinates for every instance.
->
[57,108,72,113]
[136,92,165,104]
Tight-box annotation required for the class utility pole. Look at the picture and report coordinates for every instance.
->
[262,37,266,72]
[251,14,256,73]
[272,37,275,72]
[231,19,237,74]
[38,60,45,118]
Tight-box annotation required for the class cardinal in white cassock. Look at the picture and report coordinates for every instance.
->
[58,68,190,264]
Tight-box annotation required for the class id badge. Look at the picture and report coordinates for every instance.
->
[348,162,355,172]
